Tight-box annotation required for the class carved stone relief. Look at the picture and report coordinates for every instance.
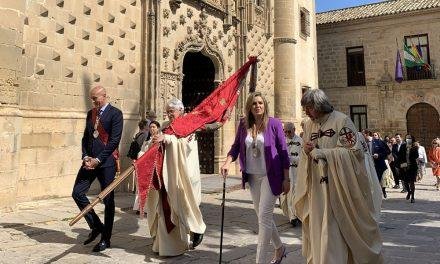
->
[163,26,170,37]
[163,8,170,19]
[186,8,193,18]
[179,15,186,25]
[171,21,177,30]
[159,71,181,115]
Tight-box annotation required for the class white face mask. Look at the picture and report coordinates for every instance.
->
[406,139,412,145]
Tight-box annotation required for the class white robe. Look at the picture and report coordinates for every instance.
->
[146,133,206,256]
[280,134,303,220]
[293,111,383,264]
[357,132,382,221]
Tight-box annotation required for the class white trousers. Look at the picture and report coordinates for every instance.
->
[248,174,283,264]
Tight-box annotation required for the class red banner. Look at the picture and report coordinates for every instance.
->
[134,57,258,214]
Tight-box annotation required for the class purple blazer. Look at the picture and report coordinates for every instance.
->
[227,117,290,195]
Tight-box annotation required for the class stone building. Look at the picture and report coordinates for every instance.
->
[0,0,317,211]
[317,0,440,149]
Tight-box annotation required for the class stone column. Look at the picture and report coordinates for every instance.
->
[273,0,297,121]
[0,0,26,212]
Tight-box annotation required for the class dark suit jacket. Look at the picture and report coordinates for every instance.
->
[81,104,123,168]
[372,139,390,178]
[392,142,407,167]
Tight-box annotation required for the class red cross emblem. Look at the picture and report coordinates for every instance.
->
[338,127,357,148]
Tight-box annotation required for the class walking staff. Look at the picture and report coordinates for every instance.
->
[219,175,226,263]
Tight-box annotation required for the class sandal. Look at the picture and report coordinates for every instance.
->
[270,245,287,264]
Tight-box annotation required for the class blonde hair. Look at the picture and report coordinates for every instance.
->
[244,91,269,130]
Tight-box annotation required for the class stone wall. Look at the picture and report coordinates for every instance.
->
[0,0,25,211]
[317,9,440,137]
[3,0,142,206]
[294,0,318,123]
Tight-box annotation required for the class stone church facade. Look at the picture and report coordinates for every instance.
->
[317,0,440,149]
[0,0,317,211]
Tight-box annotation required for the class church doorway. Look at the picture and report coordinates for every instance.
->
[182,51,216,174]
[406,102,440,151]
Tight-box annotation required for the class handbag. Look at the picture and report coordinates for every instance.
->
[381,168,394,188]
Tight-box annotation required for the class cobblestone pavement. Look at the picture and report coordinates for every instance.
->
[1,173,440,264]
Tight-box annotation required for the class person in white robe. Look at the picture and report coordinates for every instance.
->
[293,89,383,264]
[147,98,205,256]
[280,122,303,227]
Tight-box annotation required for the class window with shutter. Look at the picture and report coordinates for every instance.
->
[346,46,366,86]
[350,105,368,131]
[300,7,310,38]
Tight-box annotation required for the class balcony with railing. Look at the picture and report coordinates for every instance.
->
[405,63,436,81]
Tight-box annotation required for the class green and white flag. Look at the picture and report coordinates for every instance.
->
[403,43,426,68]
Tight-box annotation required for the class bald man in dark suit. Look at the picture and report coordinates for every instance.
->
[72,86,123,252]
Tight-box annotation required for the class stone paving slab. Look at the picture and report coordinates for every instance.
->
[0,171,439,263]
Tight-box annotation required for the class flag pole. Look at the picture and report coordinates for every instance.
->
[219,175,226,264]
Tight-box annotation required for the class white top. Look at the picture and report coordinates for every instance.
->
[418,145,427,163]
[245,133,267,175]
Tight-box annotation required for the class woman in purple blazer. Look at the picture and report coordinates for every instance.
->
[221,92,290,264]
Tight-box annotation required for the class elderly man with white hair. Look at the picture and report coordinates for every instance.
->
[146,98,205,257]
[293,89,383,264]
[280,122,302,227]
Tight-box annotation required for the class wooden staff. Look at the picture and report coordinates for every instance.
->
[69,165,135,226]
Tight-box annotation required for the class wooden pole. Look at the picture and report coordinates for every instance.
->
[69,165,135,226]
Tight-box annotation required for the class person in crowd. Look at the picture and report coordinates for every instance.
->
[72,86,123,252]
[388,137,399,186]
[280,122,302,227]
[414,141,427,182]
[392,133,407,192]
[428,138,440,191]
[148,98,205,256]
[293,89,383,264]
[387,137,396,151]
[145,110,157,139]
[132,121,161,214]
[136,121,149,147]
[401,134,419,203]
[221,92,290,264]
[372,131,391,198]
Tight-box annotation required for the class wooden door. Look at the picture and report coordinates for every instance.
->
[406,103,440,151]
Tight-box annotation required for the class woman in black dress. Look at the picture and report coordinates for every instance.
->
[403,134,419,203]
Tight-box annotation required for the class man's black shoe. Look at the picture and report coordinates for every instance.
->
[92,240,110,252]
[192,233,203,248]
[290,218,300,227]
[83,229,101,245]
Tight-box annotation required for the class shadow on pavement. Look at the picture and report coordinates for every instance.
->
[0,194,295,263]
[378,188,440,262]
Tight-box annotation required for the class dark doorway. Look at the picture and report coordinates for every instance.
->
[182,52,216,174]
[406,102,440,152]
